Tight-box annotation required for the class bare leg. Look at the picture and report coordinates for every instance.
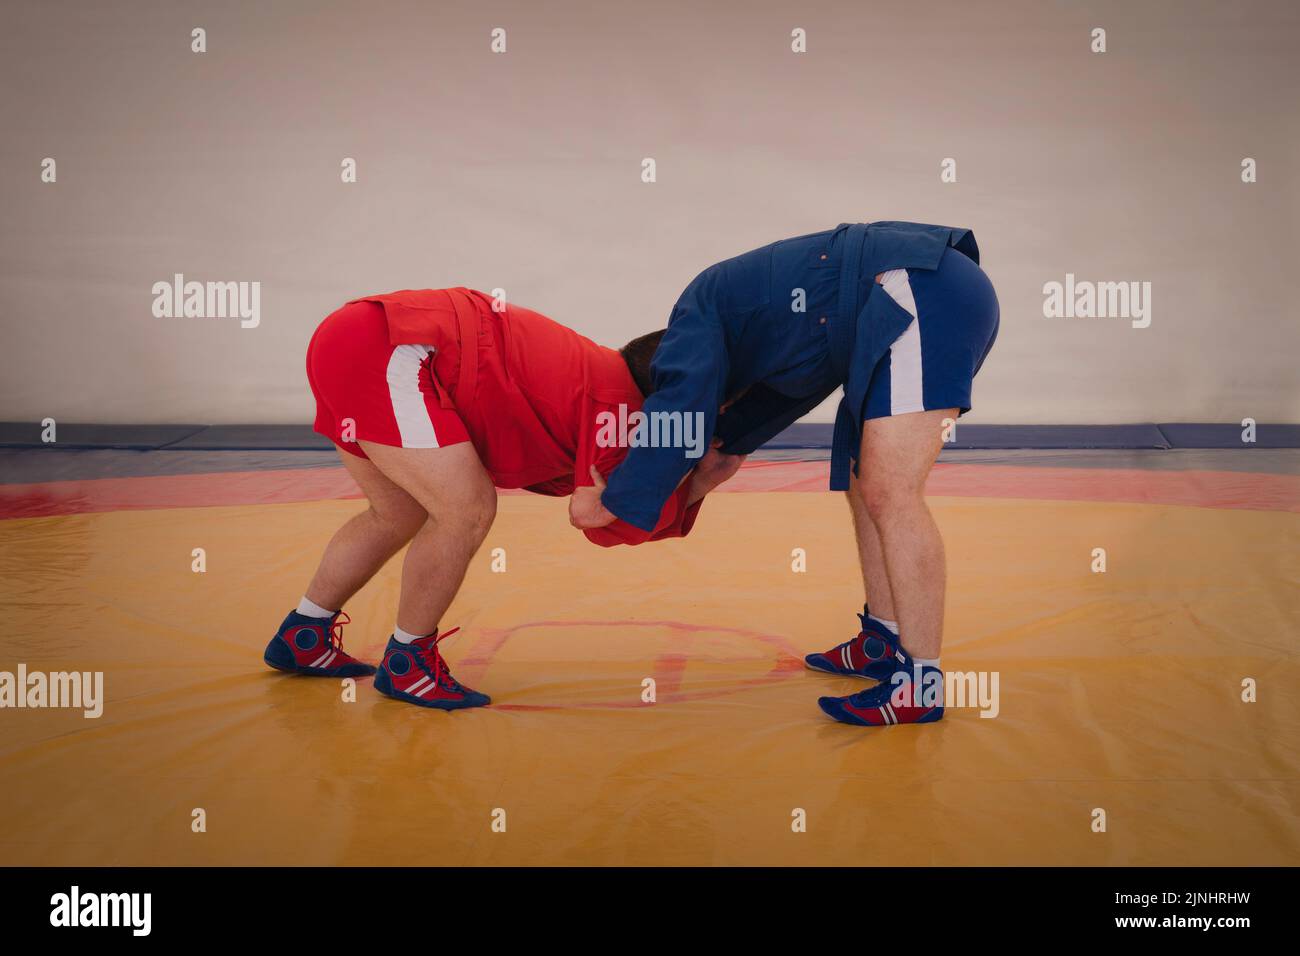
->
[845,274,904,622]
[303,446,429,611]
[853,409,954,660]
[845,471,896,621]
[356,440,497,636]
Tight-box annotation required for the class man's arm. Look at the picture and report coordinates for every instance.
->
[600,278,731,532]
[713,382,837,456]
[572,466,705,547]
[686,440,746,505]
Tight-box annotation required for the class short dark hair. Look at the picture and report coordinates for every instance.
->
[620,330,666,397]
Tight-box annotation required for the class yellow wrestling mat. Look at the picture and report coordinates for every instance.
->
[1,486,1296,866]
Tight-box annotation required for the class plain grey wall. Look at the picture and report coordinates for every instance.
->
[1,0,1297,425]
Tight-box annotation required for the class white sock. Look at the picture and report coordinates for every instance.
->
[868,613,900,636]
[914,657,941,671]
[296,597,336,619]
[392,625,432,644]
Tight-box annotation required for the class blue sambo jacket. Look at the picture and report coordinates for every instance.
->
[601,221,980,532]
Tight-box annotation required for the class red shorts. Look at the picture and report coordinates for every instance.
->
[306,301,470,459]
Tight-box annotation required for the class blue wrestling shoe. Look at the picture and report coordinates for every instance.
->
[263,610,376,677]
[805,606,911,680]
[818,665,945,727]
[373,629,490,710]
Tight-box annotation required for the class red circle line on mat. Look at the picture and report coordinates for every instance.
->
[411,619,808,712]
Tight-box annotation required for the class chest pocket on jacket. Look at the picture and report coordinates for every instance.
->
[770,232,838,331]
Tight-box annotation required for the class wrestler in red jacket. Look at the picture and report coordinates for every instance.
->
[261,287,742,711]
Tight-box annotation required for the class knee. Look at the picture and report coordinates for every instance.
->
[472,492,497,537]
[860,477,924,524]
[455,482,497,540]
[368,501,427,542]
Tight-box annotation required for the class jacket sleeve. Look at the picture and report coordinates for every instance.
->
[584,480,704,547]
[600,274,729,532]
[713,382,837,456]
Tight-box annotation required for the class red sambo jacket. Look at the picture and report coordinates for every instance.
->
[347,287,701,547]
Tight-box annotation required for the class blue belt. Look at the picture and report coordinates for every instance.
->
[828,223,868,490]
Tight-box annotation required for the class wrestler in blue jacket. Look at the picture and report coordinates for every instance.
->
[601,221,981,532]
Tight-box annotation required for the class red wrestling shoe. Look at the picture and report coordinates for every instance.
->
[818,665,945,727]
[263,610,376,677]
[805,606,910,680]
[373,628,490,710]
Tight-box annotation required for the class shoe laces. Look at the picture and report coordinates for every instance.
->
[326,611,351,651]
[412,627,464,690]
[848,678,901,708]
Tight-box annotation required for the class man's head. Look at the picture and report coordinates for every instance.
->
[620,330,665,397]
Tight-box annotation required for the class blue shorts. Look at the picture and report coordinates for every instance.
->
[863,245,999,420]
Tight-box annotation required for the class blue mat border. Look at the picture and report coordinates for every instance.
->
[0,422,1296,451]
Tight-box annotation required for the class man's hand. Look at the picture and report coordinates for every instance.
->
[687,440,746,505]
[569,465,619,529]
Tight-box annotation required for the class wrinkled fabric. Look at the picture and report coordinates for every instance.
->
[350,287,700,545]
[602,222,977,530]
[0,459,1295,866]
